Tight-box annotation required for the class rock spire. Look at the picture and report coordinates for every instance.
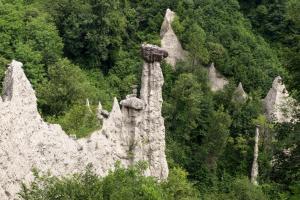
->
[208,63,229,92]
[232,82,248,103]
[263,76,296,123]
[160,9,186,67]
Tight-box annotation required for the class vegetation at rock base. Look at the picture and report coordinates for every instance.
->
[0,0,299,199]
[19,163,200,200]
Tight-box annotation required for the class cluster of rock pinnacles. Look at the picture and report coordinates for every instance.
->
[0,9,297,199]
[160,9,296,123]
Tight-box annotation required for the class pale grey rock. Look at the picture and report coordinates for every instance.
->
[139,44,169,178]
[0,47,168,200]
[86,98,92,113]
[251,126,260,185]
[263,76,296,123]
[160,9,186,68]
[208,63,229,92]
[232,82,248,103]
[121,85,145,110]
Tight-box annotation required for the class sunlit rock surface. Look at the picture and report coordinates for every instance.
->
[160,9,186,68]
[263,76,296,123]
[0,45,168,199]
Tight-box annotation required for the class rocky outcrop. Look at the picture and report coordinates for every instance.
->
[232,82,248,103]
[263,76,296,123]
[139,44,169,178]
[0,44,168,199]
[160,9,186,68]
[208,63,229,92]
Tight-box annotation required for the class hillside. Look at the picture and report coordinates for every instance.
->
[0,0,299,199]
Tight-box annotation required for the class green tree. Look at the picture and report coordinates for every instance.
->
[38,59,96,116]
[185,23,209,65]
[228,177,268,200]
[44,0,127,71]
[51,104,100,138]
[162,167,200,200]
[200,108,232,171]
[0,0,63,86]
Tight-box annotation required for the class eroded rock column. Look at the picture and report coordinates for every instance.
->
[140,44,169,179]
[251,125,260,185]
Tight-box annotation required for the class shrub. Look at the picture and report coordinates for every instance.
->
[19,163,200,200]
[50,104,100,138]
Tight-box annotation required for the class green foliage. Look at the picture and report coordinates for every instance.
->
[228,177,268,200]
[101,163,166,200]
[161,167,200,200]
[239,0,300,100]
[238,2,300,197]
[106,49,140,99]
[185,23,209,65]
[19,165,105,200]
[0,0,63,86]
[174,0,284,92]
[199,107,232,171]
[50,104,100,138]
[19,164,199,200]
[271,122,300,189]
[38,59,97,116]
[43,0,127,71]
[0,57,8,93]
[202,177,268,200]
[287,0,300,27]
[289,183,300,200]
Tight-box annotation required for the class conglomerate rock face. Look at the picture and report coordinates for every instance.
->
[0,44,168,199]
[263,76,296,123]
[160,9,186,68]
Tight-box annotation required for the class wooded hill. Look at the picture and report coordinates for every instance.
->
[0,0,299,199]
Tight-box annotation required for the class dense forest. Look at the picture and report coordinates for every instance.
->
[0,0,299,199]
